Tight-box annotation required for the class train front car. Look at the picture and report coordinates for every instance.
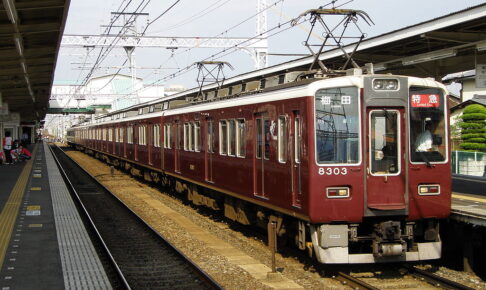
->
[308,75,450,263]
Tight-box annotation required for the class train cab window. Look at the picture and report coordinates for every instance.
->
[228,120,236,156]
[219,120,227,155]
[370,110,400,175]
[409,87,446,163]
[164,124,171,149]
[315,87,359,164]
[236,119,246,158]
[194,122,201,152]
[278,116,288,163]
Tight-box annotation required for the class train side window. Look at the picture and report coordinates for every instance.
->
[219,120,227,155]
[154,125,161,147]
[139,126,146,145]
[256,118,262,159]
[120,127,124,143]
[228,119,236,156]
[194,122,201,152]
[183,123,189,151]
[278,116,288,163]
[236,119,246,158]
[295,117,301,164]
[207,120,214,153]
[188,123,194,151]
[264,119,271,160]
[127,126,133,144]
[109,128,113,142]
[164,124,171,149]
[115,127,119,142]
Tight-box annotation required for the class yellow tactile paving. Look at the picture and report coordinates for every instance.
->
[131,191,303,289]
[0,145,36,268]
[452,193,486,203]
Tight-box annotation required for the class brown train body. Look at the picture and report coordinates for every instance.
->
[67,75,451,263]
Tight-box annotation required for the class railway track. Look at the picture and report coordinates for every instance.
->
[333,272,379,290]
[50,145,222,290]
[405,265,476,290]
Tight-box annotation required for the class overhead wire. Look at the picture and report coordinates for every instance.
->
[138,0,284,85]
[89,0,182,93]
[117,14,307,100]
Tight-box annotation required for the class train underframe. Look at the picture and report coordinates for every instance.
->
[78,145,442,264]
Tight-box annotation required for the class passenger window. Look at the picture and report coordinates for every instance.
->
[278,116,287,163]
[184,123,189,151]
[164,124,171,149]
[294,117,301,164]
[207,120,214,153]
[220,120,227,155]
[120,128,124,143]
[194,122,201,152]
[228,120,236,156]
[256,118,262,159]
[236,119,246,158]
[264,119,271,160]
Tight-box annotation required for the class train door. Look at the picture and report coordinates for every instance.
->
[204,118,214,182]
[174,120,181,173]
[366,108,406,210]
[291,111,302,207]
[254,113,270,198]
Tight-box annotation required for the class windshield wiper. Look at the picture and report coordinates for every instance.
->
[417,152,432,168]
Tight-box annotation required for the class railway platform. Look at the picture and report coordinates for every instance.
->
[0,142,111,289]
[451,175,486,227]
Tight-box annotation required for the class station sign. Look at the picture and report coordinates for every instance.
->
[410,94,440,108]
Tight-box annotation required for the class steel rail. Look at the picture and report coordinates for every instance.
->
[406,265,475,290]
[50,144,223,290]
[334,272,379,290]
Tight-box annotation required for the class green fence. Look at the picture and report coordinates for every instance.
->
[452,151,486,176]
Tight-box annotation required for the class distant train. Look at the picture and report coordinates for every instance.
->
[67,70,451,263]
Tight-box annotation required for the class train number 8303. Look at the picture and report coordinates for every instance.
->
[318,167,348,176]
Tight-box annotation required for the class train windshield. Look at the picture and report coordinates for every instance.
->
[315,87,360,164]
[409,87,447,163]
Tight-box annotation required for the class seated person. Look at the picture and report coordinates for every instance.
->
[19,145,31,160]
[415,122,433,152]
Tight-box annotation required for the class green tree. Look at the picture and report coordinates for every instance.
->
[459,104,486,152]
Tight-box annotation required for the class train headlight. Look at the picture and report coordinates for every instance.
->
[418,184,440,196]
[326,187,350,198]
[373,79,398,91]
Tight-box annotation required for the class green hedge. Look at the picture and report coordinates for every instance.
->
[463,104,486,114]
[460,143,486,151]
[467,137,486,143]
[461,133,486,140]
[462,128,486,134]
[459,122,485,129]
[462,113,486,121]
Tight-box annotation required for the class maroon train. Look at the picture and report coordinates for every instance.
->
[67,73,451,263]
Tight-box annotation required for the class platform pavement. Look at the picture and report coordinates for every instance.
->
[0,142,111,289]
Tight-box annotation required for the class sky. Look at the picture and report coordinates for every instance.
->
[54,0,486,92]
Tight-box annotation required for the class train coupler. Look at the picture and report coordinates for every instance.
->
[372,221,406,257]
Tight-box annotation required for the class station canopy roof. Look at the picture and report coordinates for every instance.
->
[0,0,70,122]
